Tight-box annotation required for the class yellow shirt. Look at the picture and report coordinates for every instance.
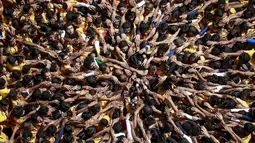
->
[245,49,255,57]
[7,46,18,55]
[0,110,7,123]
[0,87,10,98]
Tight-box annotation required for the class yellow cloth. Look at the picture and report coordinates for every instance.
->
[200,56,205,61]
[93,138,101,143]
[0,110,7,122]
[7,46,18,55]
[102,115,110,123]
[237,98,249,107]
[245,49,255,57]
[15,117,26,124]
[12,99,20,107]
[242,134,251,143]
[42,13,49,23]
[0,131,8,142]
[0,87,10,98]
[230,8,236,14]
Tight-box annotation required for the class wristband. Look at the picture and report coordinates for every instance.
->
[199,26,209,36]
[212,72,226,77]
[231,108,250,112]
[187,9,199,16]
[246,38,255,43]
[167,49,176,57]
[151,16,156,22]
[231,117,241,123]
[136,0,145,8]
[183,134,193,143]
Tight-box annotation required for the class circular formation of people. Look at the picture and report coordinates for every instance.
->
[0,0,255,142]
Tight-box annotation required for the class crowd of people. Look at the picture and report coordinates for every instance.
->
[0,0,255,142]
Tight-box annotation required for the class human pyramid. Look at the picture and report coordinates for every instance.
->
[0,0,255,142]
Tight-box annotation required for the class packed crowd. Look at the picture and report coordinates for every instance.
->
[0,0,255,142]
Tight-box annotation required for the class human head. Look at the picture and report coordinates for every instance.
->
[65,23,74,35]
[12,106,24,117]
[117,2,127,15]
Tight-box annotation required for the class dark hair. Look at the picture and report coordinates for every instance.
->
[99,63,107,72]
[222,58,234,68]
[50,62,57,72]
[12,70,21,80]
[32,89,41,99]
[210,60,222,69]
[51,110,61,119]
[239,52,250,64]
[143,105,153,117]
[22,130,32,140]
[0,78,6,88]
[202,34,212,45]
[140,22,150,34]
[232,42,245,52]
[160,0,168,5]
[119,40,128,49]
[86,76,97,87]
[41,90,51,100]
[63,134,73,143]
[99,118,108,126]
[7,56,16,65]
[201,136,216,143]
[233,126,245,138]
[9,89,18,99]
[0,64,3,74]
[227,29,241,40]
[64,124,74,134]
[240,22,250,32]
[3,7,14,17]
[38,106,49,116]
[211,34,220,41]
[112,109,120,119]
[244,123,255,133]
[77,102,87,110]
[188,26,199,36]
[86,27,96,38]
[144,116,156,126]
[12,106,24,117]
[30,48,40,58]
[214,8,224,17]
[46,124,57,136]
[86,126,97,137]
[209,95,220,106]
[91,103,100,114]
[95,17,102,25]
[22,65,31,74]
[158,23,169,34]
[174,36,186,47]
[61,102,71,111]
[82,110,93,120]
[34,74,43,85]
[164,122,173,133]
[220,98,236,109]
[0,98,8,106]
[117,2,126,9]
[113,122,123,133]
[22,75,33,86]
[83,57,95,70]
[23,4,31,12]
[122,21,132,30]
